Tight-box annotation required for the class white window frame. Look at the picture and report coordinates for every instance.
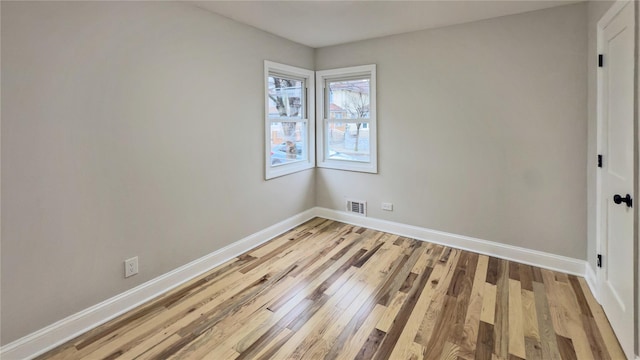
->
[265,61,315,180]
[316,64,377,173]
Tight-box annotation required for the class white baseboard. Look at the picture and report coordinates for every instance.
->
[1,206,590,359]
[0,209,317,360]
[314,207,586,276]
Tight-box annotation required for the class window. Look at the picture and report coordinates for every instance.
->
[265,61,315,179]
[316,65,377,173]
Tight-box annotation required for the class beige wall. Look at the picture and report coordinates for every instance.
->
[0,1,315,345]
[316,3,588,259]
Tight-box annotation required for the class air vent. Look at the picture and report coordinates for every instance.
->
[346,199,367,216]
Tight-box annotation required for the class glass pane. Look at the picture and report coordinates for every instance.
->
[327,78,370,120]
[327,122,370,162]
[270,122,305,166]
[268,75,304,118]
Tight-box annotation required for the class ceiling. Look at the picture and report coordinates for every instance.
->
[193,1,583,48]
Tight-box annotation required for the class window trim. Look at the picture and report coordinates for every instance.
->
[316,64,377,173]
[265,61,315,180]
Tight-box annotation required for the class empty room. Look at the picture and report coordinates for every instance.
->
[1,0,638,359]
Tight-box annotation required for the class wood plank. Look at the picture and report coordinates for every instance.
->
[558,282,594,360]
[305,243,405,356]
[408,342,425,360]
[177,264,299,338]
[354,328,386,360]
[322,245,421,358]
[376,291,408,333]
[382,247,452,359]
[568,275,592,317]
[399,272,418,293]
[439,341,461,360]
[554,271,569,283]
[541,269,570,337]
[493,259,509,359]
[524,337,543,360]
[259,270,370,359]
[521,289,540,341]
[376,241,427,306]
[485,257,499,285]
[235,323,293,360]
[239,232,313,274]
[232,236,372,353]
[518,264,534,292]
[509,262,520,281]
[235,297,321,357]
[352,240,385,268]
[414,249,461,346]
[143,269,299,359]
[475,321,495,360]
[36,346,78,360]
[556,334,578,360]
[247,218,322,258]
[375,249,440,360]
[532,281,562,359]
[333,305,387,360]
[459,254,489,354]
[531,266,543,283]
[178,275,307,359]
[252,328,294,360]
[266,232,370,312]
[412,243,444,275]
[449,253,479,346]
[507,279,526,358]
[480,283,497,325]
[420,295,458,359]
[581,314,611,360]
[287,235,346,278]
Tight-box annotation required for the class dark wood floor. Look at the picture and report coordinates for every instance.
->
[38,218,625,359]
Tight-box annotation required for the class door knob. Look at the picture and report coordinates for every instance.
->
[613,194,633,208]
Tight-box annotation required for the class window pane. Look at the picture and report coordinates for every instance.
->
[327,78,370,120]
[270,121,305,166]
[268,75,304,118]
[327,122,370,162]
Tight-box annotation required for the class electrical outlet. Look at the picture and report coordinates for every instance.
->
[124,256,138,278]
[381,202,393,211]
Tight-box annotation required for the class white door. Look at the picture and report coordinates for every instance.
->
[597,1,635,359]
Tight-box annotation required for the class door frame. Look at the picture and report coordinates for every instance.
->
[635,0,639,355]
[595,0,638,358]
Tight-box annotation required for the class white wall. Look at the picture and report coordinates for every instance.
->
[1,1,314,345]
[315,3,588,259]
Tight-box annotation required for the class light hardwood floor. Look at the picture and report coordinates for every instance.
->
[37,218,625,359]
